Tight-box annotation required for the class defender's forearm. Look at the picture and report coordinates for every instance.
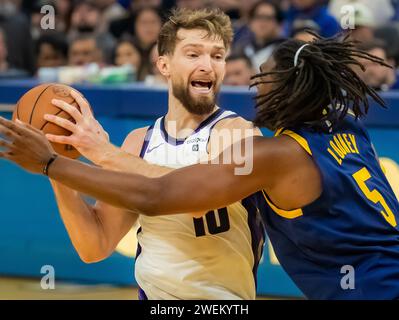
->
[47,155,258,216]
[97,144,172,177]
[48,156,160,213]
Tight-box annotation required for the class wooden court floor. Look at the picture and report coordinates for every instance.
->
[0,277,138,300]
[0,277,284,300]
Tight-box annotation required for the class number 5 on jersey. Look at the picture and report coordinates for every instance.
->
[353,167,397,227]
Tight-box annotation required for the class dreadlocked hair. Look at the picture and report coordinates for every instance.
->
[250,31,392,132]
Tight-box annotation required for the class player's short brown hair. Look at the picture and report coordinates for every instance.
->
[158,8,233,56]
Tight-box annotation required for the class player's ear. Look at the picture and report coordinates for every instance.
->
[157,55,170,78]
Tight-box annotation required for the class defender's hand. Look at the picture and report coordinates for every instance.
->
[0,117,55,174]
[44,90,111,164]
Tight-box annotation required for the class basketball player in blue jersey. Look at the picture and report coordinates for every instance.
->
[6,8,264,300]
[2,32,399,299]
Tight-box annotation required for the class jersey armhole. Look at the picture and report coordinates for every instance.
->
[261,190,304,219]
[276,129,313,156]
[139,125,154,158]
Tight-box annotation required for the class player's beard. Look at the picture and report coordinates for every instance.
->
[172,77,219,115]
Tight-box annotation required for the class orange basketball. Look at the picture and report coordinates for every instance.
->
[12,83,85,159]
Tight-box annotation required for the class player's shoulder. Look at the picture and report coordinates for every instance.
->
[207,114,262,158]
[125,126,150,141]
[122,126,150,155]
[212,114,262,136]
[214,115,256,130]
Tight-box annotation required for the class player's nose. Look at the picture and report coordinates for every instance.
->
[198,55,213,73]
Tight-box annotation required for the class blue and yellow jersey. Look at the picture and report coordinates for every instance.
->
[260,114,399,299]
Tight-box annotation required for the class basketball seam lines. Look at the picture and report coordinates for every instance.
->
[40,100,78,154]
[29,84,53,125]
[40,108,65,131]
[40,100,78,131]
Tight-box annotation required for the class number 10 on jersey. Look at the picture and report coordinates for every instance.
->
[193,208,231,237]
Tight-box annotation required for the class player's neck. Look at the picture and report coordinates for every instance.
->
[165,96,218,139]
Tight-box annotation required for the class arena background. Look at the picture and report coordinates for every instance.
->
[1,0,399,299]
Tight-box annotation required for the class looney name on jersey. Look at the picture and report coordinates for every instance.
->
[327,133,359,165]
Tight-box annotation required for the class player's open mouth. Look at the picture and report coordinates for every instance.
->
[190,80,213,94]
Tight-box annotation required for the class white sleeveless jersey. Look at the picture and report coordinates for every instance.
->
[135,109,265,300]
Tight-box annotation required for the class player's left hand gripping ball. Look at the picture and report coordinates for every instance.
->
[45,90,111,163]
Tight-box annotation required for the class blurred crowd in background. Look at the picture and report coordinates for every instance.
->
[1,0,399,90]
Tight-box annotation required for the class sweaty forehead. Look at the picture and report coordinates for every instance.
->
[175,28,225,49]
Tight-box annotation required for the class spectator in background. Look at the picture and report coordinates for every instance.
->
[355,39,396,91]
[284,0,341,38]
[211,0,241,20]
[234,0,285,71]
[109,0,173,39]
[114,36,141,79]
[224,54,254,86]
[109,7,136,39]
[31,0,74,37]
[291,19,320,41]
[129,6,163,80]
[0,0,35,74]
[68,0,116,64]
[230,0,265,47]
[144,42,167,85]
[0,26,28,78]
[131,0,163,11]
[347,2,376,43]
[375,25,399,69]
[69,1,101,34]
[68,34,104,66]
[233,0,265,22]
[375,25,399,90]
[36,32,68,68]
[55,0,74,33]
[329,0,394,27]
[30,2,45,40]
[95,0,127,33]
[175,0,206,10]
[133,6,163,52]
[0,26,9,73]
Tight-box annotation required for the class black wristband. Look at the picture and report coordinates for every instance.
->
[43,154,58,176]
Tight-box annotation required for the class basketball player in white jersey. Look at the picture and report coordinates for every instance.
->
[42,8,264,300]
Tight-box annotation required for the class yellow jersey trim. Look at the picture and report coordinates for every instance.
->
[278,129,312,156]
[262,190,304,219]
[274,128,284,136]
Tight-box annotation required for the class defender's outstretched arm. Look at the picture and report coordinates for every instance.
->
[46,136,291,214]
[0,117,315,215]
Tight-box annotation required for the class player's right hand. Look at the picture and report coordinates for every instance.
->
[44,90,112,164]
